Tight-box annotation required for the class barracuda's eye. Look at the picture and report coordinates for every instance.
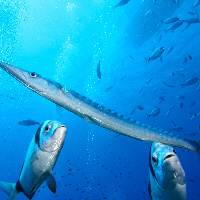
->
[30,72,38,78]
[152,156,157,163]
[173,149,176,154]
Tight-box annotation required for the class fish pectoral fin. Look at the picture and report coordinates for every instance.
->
[56,105,64,117]
[30,171,49,194]
[46,171,56,194]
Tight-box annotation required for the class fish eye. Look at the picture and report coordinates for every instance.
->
[173,149,176,154]
[45,125,50,132]
[152,156,157,163]
[30,72,38,78]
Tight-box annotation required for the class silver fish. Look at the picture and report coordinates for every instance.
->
[149,142,187,200]
[165,105,174,118]
[145,47,164,63]
[149,107,160,117]
[157,17,179,26]
[171,121,183,132]
[0,62,200,156]
[165,20,183,32]
[97,59,101,79]
[0,120,67,199]
[161,17,179,24]
[166,46,174,56]
[181,77,199,86]
[191,112,200,120]
[183,18,200,24]
[18,119,40,126]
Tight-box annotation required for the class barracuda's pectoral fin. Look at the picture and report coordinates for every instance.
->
[46,171,56,193]
[56,105,64,117]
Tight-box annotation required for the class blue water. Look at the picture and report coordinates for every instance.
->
[1,0,200,199]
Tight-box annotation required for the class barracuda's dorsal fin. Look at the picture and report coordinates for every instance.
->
[46,171,56,193]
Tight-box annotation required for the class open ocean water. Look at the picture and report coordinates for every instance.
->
[0,0,200,199]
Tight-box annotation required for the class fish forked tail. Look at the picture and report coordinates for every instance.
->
[193,140,200,157]
[0,181,19,200]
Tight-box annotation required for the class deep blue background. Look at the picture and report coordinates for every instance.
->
[0,0,200,199]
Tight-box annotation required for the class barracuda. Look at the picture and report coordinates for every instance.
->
[1,62,200,156]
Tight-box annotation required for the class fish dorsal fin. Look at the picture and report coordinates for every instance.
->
[148,181,153,200]
[46,171,56,194]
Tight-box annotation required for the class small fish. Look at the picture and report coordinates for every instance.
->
[114,0,130,8]
[181,77,199,86]
[183,57,187,63]
[130,106,137,115]
[153,87,158,92]
[165,20,183,33]
[105,83,115,92]
[182,23,191,31]
[178,102,183,108]
[149,107,160,118]
[18,119,40,126]
[120,75,127,80]
[145,47,164,63]
[190,112,200,120]
[130,55,135,62]
[183,18,200,24]
[158,17,179,26]
[145,9,151,17]
[149,142,186,200]
[97,59,101,79]
[165,105,174,117]
[188,55,192,60]
[146,78,153,85]
[138,105,144,110]
[171,121,183,131]
[146,78,152,85]
[188,11,196,15]
[166,46,174,56]
[175,95,185,99]
[162,81,174,87]
[153,0,158,6]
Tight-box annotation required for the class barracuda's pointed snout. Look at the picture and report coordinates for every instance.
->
[0,62,28,84]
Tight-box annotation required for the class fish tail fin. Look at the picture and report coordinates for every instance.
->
[0,181,19,200]
[193,140,200,157]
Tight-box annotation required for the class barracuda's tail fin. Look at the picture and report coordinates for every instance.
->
[0,181,18,200]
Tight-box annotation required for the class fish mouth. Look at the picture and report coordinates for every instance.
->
[163,153,175,161]
[0,62,27,84]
